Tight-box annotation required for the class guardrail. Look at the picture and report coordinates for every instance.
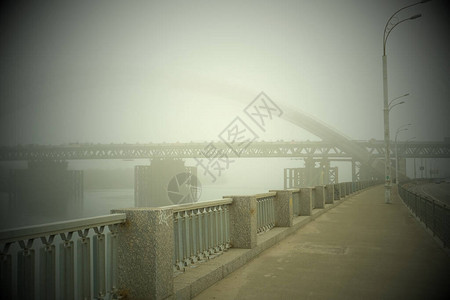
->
[0,214,126,300]
[398,184,449,248]
[170,199,232,271]
[1,180,380,299]
[256,193,276,234]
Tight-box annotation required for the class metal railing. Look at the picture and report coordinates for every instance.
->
[398,184,449,248]
[171,199,232,271]
[0,214,126,300]
[256,193,276,234]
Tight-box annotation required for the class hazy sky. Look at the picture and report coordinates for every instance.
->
[1,0,449,146]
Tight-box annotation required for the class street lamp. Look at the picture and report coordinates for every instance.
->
[394,124,412,184]
[382,0,430,203]
[388,93,409,111]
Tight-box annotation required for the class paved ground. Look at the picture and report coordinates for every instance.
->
[194,185,450,300]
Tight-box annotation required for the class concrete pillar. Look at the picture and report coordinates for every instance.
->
[135,159,198,207]
[111,208,174,300]
[333,184,340,200]
[304,157,316,187]
[325,184,334,204]
[299,188,313,215]
[270,190,293,227]
[226,196,257,249]
[342,183,347,198]
[313,186,325,209]
[289,189,301,216]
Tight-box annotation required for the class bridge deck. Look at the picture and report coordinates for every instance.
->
[194,186,449,300]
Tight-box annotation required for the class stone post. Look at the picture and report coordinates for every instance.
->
[314,186,325,208]
[111,208,174,300]
[341,183,347,198]
[334,184,340,201]
[226,196,257,249]
[299,188,313,216]
[325,184,334,204]
[269,190,293,227]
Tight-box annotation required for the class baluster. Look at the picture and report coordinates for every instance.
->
[190,210,198,263]
[93,226,106,299]
[270,197,275,228]
[257,200,261,233]
[218,206,224,250]
[202,208,210,258]
[224,205,230,249]
[183,211,191,266]
[40,235,56,300]
[196,209,205,261]
[0,243,13,299]
[263,198,268,231]
[173,213,178,270]
[107,224,119,298]
[191,209,199,263]
[18,239,35,299]
[175,212,184,270]
[77,228,91,300]
[60,232,75,300]
[208,207,214,254]
[214,206,219,252]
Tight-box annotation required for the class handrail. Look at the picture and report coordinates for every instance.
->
[161,198,233,213]
[0,213,126,243]
[254,192,277,199]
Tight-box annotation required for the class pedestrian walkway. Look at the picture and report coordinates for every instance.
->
[194,185,450,300]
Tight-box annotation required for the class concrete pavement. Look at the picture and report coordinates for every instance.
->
[194,185,450,300]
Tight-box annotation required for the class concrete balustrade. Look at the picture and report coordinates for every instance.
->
[110,208,174,300]
[290,189,301,216]
[299,187,313,216]
[269,190,294,227]
[325,184,335,204]
[226,195,257,249]
[0,180,382,299]
[313,186,326,209]
[107,181,379,298]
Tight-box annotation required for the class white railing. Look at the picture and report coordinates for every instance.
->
[167,199,232,271]
[256,193,276,234]
[0,214,126,300]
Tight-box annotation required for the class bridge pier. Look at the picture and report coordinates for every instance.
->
[7,160,83,223]
[284,159,338,189]
[135,159,198,207]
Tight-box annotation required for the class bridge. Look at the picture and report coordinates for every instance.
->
[1,140,449,161]
[1,101,449,222]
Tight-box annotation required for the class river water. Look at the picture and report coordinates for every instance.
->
[0,185,269,230]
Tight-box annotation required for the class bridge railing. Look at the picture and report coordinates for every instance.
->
[1,180,380,299]
[170,199,232,271]
[0,213,126,300]
[256,193,276,234]
[398,184,449,248]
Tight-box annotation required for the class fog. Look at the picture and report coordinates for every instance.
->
[1,1,449,226]
[1,0,449,145]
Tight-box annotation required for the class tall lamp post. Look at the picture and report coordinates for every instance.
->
[394,124,412,184]
[382,0,430,203]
